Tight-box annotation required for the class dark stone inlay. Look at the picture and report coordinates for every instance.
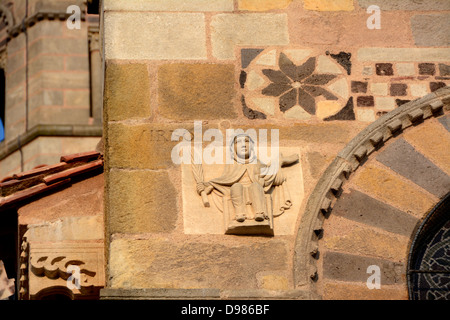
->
[376,111,388,118]
[376,139,450,198]
[418,63,436,76]
[351,81,368,93]
[279,54,316,82]
[262,69,290,84]
[241,95,266,120]
[333,189,419,236]
[326,51,352,75]
[438,114,450,132]
[323,251,404,285]
[357,96,375,107]
[298,88,315,115]
[303,85,338,100]
[390,83,408,96]
[262,82,292,97]
[303,74,337,86]
[376,63,394,76]
[439,63,450,77]
[241,48,264,69]
[239,70,247,89]
[430,82,447,92]
[324,97,355,121]
[279,88,296,112]
[395,99,411,107]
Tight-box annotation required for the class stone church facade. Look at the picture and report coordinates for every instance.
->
[1,0,449,300]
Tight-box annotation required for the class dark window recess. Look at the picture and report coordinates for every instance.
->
[87,0,100,14]
[0,210,18,300]
[0,69,5,142]
[408,192,450,300]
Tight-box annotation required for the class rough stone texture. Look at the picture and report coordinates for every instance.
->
[390,84,407,96]
[104,12,207,60]
[332,190,419,237]
[323,216,410,261]
[376,139,450,198]
[439,114,450,132]
[358,48,450,62]
[104,0,234,11]
[109,237,288,290]
[323,282,408,300]
[375,97,396,111]
[411,14,450,47]
[158,64,237,120]
[375,63,393,76]
[370,83,388,96]
[323,251,404,285]
[108,170,177,234]
[303,0,354,11]
[211,13,289,60]
[358,0,450,11]
[351,81,368,94]
[104,63,151,121]
[238,0,292,11]
[395,63,415,77]
[18,173,104,225]
[353,164,437,217]
[107,122,184,170]
[357,96,374,107]
[403,119,450,175]
[418,63,436,76]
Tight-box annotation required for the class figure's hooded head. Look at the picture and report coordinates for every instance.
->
[229,133,257,164]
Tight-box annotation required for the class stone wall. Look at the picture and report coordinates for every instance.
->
[102,0,450,299]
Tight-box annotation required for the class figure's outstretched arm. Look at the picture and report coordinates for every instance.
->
[281,153,299,167]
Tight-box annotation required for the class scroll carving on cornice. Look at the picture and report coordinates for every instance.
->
[27,241,104,299]
[30,255,97,287]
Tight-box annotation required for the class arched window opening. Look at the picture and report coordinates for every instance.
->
[408,192,450,300]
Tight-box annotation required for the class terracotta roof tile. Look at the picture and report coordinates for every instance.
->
[0,151,104,209]
[61,151,101,163]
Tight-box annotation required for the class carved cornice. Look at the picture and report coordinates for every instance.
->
[27,241,104,299]
[293,86,450,294]
[7,10,86,41]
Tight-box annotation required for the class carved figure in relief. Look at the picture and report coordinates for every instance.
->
[195,133,299,229]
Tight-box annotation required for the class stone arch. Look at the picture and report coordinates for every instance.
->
[293,86,450,299]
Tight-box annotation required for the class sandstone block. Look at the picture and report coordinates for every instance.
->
[211,14,289,60]
[358,48,450,62]
[358,0,450,11]
[104,0,234,11]
[104,12,207,60]
[324,216,410,261]
[331,190,418,237]
[107,122,183,170]
[108,169,177,234]
[353,164,437,217]
[323,282,408,300]
[376,139,450,198]
[238,0,292,11]
[105,63,151,121]
[323,251,404,285]
[411,14,450,47]
[108,237,288,289]
[304,0,354,11]
[158,64,237,120]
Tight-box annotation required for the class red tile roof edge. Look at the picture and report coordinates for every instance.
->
[0,151,103,209]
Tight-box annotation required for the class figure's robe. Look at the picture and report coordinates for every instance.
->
[208,159,292,217]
